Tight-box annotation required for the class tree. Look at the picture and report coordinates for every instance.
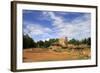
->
[81,37,91,45]
[23,34,36,49]
[43,40,50,48]
[49,38,58,44]
[68,38,80,45]
[37,40,44,48]
[87,37,91,45]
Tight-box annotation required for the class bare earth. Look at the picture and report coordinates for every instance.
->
[23,48,91,62]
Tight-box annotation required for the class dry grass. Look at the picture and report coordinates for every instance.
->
[23,48,91,62]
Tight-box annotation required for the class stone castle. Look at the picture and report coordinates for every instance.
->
[49,37,68,50]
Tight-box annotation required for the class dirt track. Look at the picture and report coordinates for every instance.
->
[23,48,91,62]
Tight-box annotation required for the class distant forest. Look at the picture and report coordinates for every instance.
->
[23,34,91,49]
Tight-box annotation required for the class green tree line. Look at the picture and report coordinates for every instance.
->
[68,38,91,45]
[23,34,91,49]
[23,34,58,49]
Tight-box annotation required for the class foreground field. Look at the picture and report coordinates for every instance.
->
[23,48,91,62]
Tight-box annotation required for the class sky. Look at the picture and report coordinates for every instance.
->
[23,10,91,42]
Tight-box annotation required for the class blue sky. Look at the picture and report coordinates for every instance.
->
[23,10,91,42]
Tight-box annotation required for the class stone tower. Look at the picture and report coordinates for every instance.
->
[58,37,68,47]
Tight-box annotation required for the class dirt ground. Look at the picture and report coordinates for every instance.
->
[23,48,91,62]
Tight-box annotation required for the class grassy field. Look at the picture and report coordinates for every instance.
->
[23,48,91,62]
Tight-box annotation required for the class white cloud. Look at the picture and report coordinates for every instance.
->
[42,11,91,40]
[24,23,52,37]
[24,11,91,41]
